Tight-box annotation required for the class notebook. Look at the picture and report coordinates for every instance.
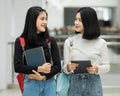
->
[24,47,46,66]
[71,60,91,74]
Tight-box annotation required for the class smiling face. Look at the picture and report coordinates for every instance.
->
[74,12,84,33]
[36,11,47,34]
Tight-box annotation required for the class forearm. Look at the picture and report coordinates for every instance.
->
[45,64,61,79]
[98,64,110,74]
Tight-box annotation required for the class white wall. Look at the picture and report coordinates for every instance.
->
[63,0,117,7]
[113,0,120,27]
[47,4,64,30]
[0,0,12,90]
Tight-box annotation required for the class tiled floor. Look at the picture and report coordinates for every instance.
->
[0,87,21,96]
[103,87,120,96]
[0,86,120,96]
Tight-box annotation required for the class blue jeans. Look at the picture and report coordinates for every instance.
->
[23,76,56,96]
[69,74,103,96]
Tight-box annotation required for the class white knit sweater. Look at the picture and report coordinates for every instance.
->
[63,34,110,74]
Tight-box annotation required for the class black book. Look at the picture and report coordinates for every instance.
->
[24,47,46,67]
[71,60,91,74]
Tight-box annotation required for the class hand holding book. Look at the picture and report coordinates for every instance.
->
[67,62,78,72]
[28,70,46,80]
[37,63,51,74]
[86,65,98,74]
[71,60,92,74]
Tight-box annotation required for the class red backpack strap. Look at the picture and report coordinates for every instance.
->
[17,37,25,93]
[19,37,25,51]
[46,37,51,46]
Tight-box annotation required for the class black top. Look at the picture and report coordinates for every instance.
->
[14,35,61,80]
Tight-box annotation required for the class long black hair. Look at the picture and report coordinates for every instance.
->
[20,6,49,45]
[76,7,101,40]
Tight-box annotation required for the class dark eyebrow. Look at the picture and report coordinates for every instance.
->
[76,17,82,20]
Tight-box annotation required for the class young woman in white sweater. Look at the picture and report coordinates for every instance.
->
[63,7,110,96]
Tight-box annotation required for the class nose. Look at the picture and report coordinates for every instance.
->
[74,20,79,25]
[44,19,47,24]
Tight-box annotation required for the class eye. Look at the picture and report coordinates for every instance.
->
[75,18,77,21]
[40,17,47,21]
[79,18,82,22]
[75,18,82,22]
[40,17,44,20]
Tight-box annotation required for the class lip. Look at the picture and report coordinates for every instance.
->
[75,26,80,28]
[41,25,46,28]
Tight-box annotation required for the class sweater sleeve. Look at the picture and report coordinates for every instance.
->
[98,40,110,74]
[63,38,73,74]
[44,37,61,79]
[14,38,38,74]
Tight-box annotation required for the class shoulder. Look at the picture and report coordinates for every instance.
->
[49,36,56,43]
[49,36,55,41]
[48,37,58,46]
[97,37,107,47]
[15,37,20,44]
[98,37,107,43]
[65,36,74,43]
[14,37,21,50]
[64,36,74,47]
[15,37,27,46]
[15,37,25,43]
